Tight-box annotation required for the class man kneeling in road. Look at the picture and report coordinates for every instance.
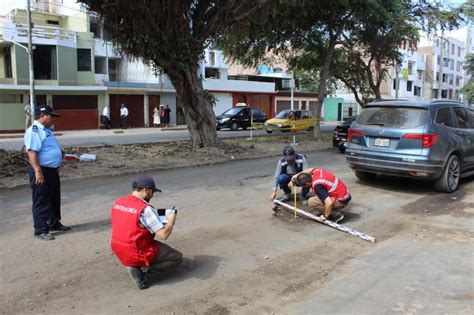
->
[270,145,309,202]
[110,175,183,290]
[290,168,351,223]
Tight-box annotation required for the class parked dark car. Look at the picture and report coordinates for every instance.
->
[216,107,267,131]
[332,115,358,153]
[345,100,474,192]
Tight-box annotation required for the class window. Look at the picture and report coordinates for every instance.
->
[417,70,423,80]
[467,108,474,128]
[442,74,447,83]
[46,20,59,25]
[458,46,461,57]
[441,89,448,98]
[392,79,397,89]
[444,58,449,67]
[408,62,414,75]
[204,68,219,79]
[357,107,428,128]
[450,59,454,70]
[407,81,413,91]
[454,108,469,128]
[456,76,460,86]
[457,61,461,72]
[3,47,12,78]
[435,107,455,127]
[451,43,455,54]
[414,86,421,96]
[437,55,441,65]
[436,39,440,47]
[77,49,91,71]
[449,74,454,85]
[208,51,216,66]
[436,72,439,81]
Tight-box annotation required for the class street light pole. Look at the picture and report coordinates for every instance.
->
[27,0,36,118]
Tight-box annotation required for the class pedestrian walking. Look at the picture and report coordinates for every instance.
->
[102,104,111,129]
[163,105,171,128]
[120,103,129,129]
[24,105,71,241]
[110,175,183,290]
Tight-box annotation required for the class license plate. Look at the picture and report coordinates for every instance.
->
[374,138,390,147]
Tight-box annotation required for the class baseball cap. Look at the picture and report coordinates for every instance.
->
[132,175,162,192]
[283,145,295,161]
[38,105,60,117]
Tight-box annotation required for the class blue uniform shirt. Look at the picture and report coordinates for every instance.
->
[24,121,62,168]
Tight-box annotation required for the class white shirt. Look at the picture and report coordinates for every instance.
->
[102,106,110,118]
[120,107,128,117]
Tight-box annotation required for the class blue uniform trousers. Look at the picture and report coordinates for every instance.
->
[28,166,61,234]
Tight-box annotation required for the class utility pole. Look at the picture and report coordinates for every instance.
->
[27,0,36,118]
[290,71,296,146]
[438,32,444,100]
[395,68,400,100]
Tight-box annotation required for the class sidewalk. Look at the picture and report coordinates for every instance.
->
[0,126,188,140]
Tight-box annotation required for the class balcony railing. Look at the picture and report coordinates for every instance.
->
[2,22,77,48]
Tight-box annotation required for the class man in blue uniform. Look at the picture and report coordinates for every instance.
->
[24,105,70,241]
[270,145,309,202]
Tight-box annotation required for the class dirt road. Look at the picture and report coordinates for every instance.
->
[0,150,472,314]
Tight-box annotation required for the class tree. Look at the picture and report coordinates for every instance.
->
[78,0,274,148]
[460,53,474,103]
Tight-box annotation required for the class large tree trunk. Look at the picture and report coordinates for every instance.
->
[166,62,220,148]
[314,41,337,141]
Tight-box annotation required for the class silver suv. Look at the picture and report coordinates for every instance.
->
[345,100,474,192]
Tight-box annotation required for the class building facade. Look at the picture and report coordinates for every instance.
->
[0,0,276,132]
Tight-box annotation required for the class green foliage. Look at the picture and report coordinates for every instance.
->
[460,53,474,104]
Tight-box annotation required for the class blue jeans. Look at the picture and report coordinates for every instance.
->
[277,174,309,198]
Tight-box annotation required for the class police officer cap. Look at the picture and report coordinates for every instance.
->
[38,105,60,117]
[283,145,296,161]
[132,175,162,192]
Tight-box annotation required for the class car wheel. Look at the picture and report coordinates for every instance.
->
[266,130,273,134]
[338,143,346,153]
[230,122,239,131]
[433,155,460,193]
[355,170,377,181]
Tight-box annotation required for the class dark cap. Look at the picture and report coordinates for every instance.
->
[132,175,161,192]
[38,105,60,117]
[283,145,295,161]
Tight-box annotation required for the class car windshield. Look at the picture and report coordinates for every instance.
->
[275,110,294,119]
[220,108,241,116]
[357,107,428,128]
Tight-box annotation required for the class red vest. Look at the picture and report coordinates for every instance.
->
[311,169,350,201]
[110,195,159,266]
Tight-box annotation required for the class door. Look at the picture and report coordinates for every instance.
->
[149,95,160,127]
[453,107,474,170]
[337,103,343,121]
[109,94,144,129]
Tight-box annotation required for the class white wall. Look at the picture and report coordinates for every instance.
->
[212,92,232,115]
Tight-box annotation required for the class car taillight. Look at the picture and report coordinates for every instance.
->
[402,133,439,148]
[348,129,363,142]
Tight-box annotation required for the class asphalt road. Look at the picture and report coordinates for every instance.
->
[1,149,472,314]
[0,122,337,151]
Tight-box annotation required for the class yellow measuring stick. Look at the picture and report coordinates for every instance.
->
[293,186,297,219]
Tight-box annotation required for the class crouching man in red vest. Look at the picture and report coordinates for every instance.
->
[290,168,351,223]
[110,175,183,290]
